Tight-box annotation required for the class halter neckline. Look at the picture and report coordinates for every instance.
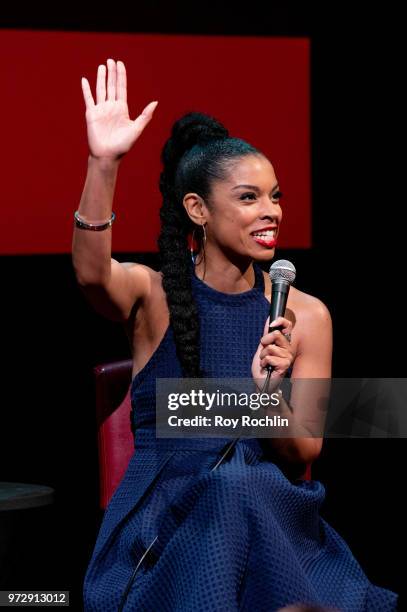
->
[191,261,265,303]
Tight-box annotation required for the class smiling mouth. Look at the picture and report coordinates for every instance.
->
[251,230,277,247]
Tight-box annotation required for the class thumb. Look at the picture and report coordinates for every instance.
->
[132,100,158,136]
[134,100,158,124]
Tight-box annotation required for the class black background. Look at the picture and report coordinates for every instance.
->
[0,4,404,609]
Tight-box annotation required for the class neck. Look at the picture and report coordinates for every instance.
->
[193,249,256,293]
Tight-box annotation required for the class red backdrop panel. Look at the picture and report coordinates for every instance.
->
[0,30,310,254]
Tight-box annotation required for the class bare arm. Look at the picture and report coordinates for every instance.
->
[72,58,158,320]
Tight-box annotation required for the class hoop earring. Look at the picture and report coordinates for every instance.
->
[190,227,197,264]
[190,223,207,265]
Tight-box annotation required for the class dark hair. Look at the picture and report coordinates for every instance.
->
[157,111,262,377]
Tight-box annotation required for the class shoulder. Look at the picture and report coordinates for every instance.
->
[289,287,333,364]
[289,286,332,327]
[261,266,331,327]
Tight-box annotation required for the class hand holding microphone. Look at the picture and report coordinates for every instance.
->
[252,260,296,392]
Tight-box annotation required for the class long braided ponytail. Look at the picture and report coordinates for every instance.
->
[157,111,261,378]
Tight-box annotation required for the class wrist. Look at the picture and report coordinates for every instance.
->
[74,210,115,230]
[88,154,121,171]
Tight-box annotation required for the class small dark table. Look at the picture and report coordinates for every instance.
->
[0,482,55,511]
[0,482,55,588]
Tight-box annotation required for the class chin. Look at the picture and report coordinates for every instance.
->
[227,245,276,264]
[252,249,276,261]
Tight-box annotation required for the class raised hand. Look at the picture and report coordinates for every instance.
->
[81,58,158,161]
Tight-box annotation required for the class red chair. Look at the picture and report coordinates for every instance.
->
[94,360,134,510]
[94,360,312,509]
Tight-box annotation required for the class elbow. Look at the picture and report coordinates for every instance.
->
[71,248,111,287]
[72,267,89,287]
[261,438,323,481]
[72,261,110,287]
[73,271,98,287]
[285,438,323,481]
[276,437,323,466]
[74,273,102,287]
[293,437,323,465]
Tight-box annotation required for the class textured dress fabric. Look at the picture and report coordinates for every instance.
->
[83,262,398,611]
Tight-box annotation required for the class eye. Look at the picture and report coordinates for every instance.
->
[271,191,283,203]
[240,192,257,201]
[239,190,283,203]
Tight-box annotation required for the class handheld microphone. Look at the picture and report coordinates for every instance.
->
[266,260,296,373]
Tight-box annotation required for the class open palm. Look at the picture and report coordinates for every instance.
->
[81,58,158,160]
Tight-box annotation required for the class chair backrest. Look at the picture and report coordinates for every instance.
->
[94,360,312,509]
[94,359,134,509]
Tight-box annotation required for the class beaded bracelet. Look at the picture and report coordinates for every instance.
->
[74,210,116,231]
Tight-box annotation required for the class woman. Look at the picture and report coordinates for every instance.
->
[74,59,399,611]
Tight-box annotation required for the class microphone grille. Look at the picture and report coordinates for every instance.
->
[269,259,296,284]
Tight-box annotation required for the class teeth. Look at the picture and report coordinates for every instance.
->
[253,230,275,238]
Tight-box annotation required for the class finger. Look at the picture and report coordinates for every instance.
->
[261,328,291,347]
[132,100,159,132]
[81,77,95,110]
[275,329,292,345]
[107,58,116,101]
[260,355,290,370]
[260,344,289,360]
[261,329,281,345]
[260,355,281,369]
[96,64,106,104]
[269,316,292,331]
[116,60,127,102]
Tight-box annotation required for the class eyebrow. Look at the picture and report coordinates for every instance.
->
[231,183,280,193]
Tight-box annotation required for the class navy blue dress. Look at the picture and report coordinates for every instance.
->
[83,262,398,611]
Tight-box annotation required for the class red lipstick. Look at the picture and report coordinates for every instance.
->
[251,226,278,248]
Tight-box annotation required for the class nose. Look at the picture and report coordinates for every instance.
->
[259,199,281,222]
